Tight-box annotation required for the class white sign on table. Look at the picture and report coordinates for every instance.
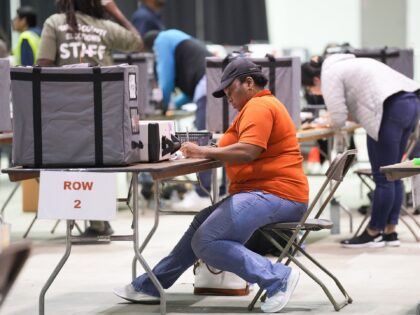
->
[38,171,117,220]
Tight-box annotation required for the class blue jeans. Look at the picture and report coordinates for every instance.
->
[368,92,420,231]
[132,191,307,297]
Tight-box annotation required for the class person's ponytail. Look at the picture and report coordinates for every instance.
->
[301,55,323,87]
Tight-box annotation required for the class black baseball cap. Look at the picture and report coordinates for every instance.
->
[212,58,262,98]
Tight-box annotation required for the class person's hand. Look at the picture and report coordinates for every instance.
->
[180,142,205,158]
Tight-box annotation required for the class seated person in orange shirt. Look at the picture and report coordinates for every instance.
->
[114,58,309,313]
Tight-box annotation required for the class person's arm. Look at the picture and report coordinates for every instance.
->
[182,100,273,163]
[321,71,348,128]
[37,58,54,66]
[106,20,143,52]
[102,0,139,34]
[180,142,263,164]
[174,93,191,109]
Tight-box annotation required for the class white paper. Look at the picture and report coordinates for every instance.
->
[38,171,117,220]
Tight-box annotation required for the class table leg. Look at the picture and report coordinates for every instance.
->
[132,178,161,279]
[132,174,166,315]
[0,182,20,216]
[39,220,73,315]
[211,167,219,203]
[328,137,341,234]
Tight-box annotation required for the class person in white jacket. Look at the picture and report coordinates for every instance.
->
[302,54,420,248]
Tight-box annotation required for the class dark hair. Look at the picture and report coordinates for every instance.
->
[301,55,323,87]
[17,6,37,28]
[56,0,105,33]
[238,73,268,89]
[143,30,160,52]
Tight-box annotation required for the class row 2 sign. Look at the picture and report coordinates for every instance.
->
[38,171,117,220]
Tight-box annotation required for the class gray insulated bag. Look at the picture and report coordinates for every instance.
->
[328,46,414,79]
[113,52,157,116]
[206,56,301,132]
[352,48,414,79]
[0,58,11,132]
[11,64,142,167]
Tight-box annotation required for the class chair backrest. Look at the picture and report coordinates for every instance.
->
[265,149,357,266]
[305,149,357,221]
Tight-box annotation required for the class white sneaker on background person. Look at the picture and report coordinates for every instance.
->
[261,269,300,313]
[171,189,211,212]
[113,284,160,304]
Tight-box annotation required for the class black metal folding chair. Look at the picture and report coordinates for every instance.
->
[248,149,357,312]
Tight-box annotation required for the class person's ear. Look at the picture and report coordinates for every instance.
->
[246,76,253,88]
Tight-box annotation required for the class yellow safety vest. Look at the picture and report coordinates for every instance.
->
[13,30,40,65]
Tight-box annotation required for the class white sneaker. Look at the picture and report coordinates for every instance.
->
[261,269,300,313]
[171,190,211,212]
[113,284,160,304]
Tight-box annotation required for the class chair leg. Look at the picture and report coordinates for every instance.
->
[247,287,264,311]
[353,213,370,237]
[338,201,353,233]
[401,205,420,229]
[247,229,300,311]
[0,182,20,216]
[50,220,61,234]
[399,215,420,242]
[74,222,83,234]
[289,242,353,306]
[23,214,37,238]
[252,231,352,312]
[286,250,351,311]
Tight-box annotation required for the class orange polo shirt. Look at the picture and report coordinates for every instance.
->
[219,90,309,203]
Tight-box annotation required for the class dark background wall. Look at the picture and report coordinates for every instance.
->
[2,0,268,47]
[0,1,11,49]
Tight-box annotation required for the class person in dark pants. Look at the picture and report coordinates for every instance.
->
[302,54,420,248]
[143,29,213,211]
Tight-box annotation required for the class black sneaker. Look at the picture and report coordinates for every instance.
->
[340,230,385,248]
[81,222,114,237]
[383,232,400,247]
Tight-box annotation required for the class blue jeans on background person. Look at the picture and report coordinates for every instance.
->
[131,191,307,297]
[367,92,420,231]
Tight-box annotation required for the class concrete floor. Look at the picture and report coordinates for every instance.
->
[1,144,420,315]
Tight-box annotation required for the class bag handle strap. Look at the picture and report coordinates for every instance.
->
[193,260,223,275]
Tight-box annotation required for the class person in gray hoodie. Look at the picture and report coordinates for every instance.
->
[302,54,420,248]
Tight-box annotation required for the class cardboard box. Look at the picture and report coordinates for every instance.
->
[22,179,39,213]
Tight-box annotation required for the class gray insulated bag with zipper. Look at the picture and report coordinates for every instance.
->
[206,56,301,132]
[10,64,142,167]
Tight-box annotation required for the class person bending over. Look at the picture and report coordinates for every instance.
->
[302,54,420,248]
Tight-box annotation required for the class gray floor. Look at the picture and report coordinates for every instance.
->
[1,143,420,315]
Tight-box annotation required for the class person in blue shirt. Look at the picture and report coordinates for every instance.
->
[12,6,42,66]
[143,29,213,210]
[144,29,211,127]
[131,0,165,37]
